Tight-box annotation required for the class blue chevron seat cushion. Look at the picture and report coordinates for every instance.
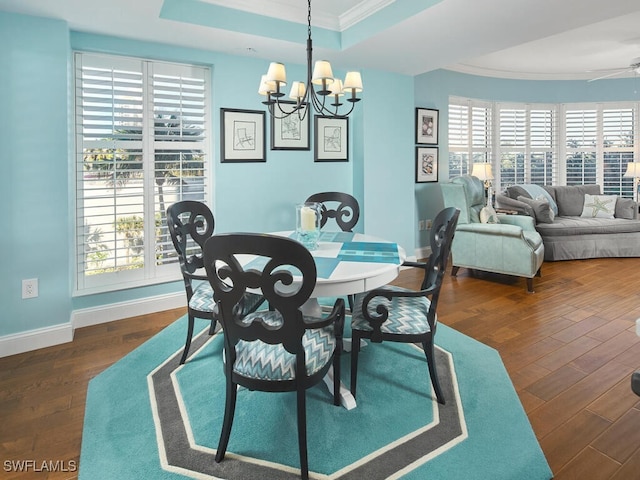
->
[233,311,336,381]
[351,287,433,335]
[189,282,216,312]
[189,282,263,315]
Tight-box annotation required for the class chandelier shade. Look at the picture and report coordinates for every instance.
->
[258,0,363,120]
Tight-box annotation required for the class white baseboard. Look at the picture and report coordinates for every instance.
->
[72,292,185,329]
[0,323,74,358]
[0,292,186,358]
[415,247,431,260]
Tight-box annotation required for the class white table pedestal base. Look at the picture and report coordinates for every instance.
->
[323,366,357,410]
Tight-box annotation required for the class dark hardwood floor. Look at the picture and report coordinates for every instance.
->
[2,257,640,479]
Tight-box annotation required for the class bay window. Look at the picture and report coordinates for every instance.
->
[449,97,637,197]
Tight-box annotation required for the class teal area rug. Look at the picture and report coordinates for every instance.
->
[79,316,552,479]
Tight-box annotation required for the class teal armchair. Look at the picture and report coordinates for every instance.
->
[440,175,544,292]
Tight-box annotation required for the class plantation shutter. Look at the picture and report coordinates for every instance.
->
[529,108,557,186]
[565,108,597,185]
[449,98,492,179]
[75,52,210,294]
[150,63,208,269]
[498,107,526,186]
[448,102,469,178]
[471,105,492,164]
[602,106,635,196]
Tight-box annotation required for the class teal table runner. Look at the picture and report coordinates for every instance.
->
[318,231,355,242]
[338,241,400,264]
[248,234,400,278]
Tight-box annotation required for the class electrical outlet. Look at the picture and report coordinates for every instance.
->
[426,219,432,229]
[418,220,425,231]
[22,278,38,299]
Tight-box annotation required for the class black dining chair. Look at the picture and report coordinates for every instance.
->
[203,233,345,480]
[306,191,360,311]
[306,191,360,232]
[166,201,264,364]
[349,207,460,404]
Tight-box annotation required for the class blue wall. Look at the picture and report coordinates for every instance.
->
[0,14,72,336]
[0,11,415,341]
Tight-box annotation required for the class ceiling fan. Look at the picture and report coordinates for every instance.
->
[588,57,640,82]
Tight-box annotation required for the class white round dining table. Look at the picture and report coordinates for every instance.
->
[271,230,407,311]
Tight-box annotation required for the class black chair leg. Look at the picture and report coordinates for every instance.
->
[347,294,354,313]
[423,340,445,405]
[296,387,309,480]
[215,378,237,463]
[332,351,341,407]
[180,313,195,364]
[350,334,360,398]
[208,319,217,335]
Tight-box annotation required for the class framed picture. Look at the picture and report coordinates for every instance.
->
[416,108,439,145]
[220,108,266,162]
[416,147,438,183]
[270,102,310,150]
[314,116,348,162]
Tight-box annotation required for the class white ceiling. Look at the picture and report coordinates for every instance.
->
[2,0,640,81]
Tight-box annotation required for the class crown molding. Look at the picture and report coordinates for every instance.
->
[339,0,394,30]
[200,0,392,32]
[442,64,635,82]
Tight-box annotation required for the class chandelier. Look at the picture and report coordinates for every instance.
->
[258,0,363,120]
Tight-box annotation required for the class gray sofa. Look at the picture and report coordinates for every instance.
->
[496,184,640,261]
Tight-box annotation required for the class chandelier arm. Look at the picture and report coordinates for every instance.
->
[310,89,355,119]
[275,99,302,118]
[268,101,300,119]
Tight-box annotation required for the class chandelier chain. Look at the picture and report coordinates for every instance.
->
[307,0,312,40]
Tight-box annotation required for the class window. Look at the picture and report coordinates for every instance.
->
[497,104,557,187]
[564,107,597,186]
[602,107,635,196]
[449,97,636,195]
[448,98,492,177]
[498,107,527,186]
[529,109,556,186]
[74,52,210,294]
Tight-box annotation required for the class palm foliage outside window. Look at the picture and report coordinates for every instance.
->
[74,52,210,294]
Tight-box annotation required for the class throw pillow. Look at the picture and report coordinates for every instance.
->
[615,197,637,220]
[517,196,555,224]
[495,194,532,216]
[580,194,617,219]
[518,184,559,216]
[480,205,500,224]
[506,185,531,200]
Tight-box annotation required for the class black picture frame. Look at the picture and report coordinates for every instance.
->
[270,102,310,150]
[416,107,439,145]
[220,108,266,162]
[314,116,348,162]
[415,147,439,183]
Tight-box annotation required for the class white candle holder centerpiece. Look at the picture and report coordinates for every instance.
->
[296,202,321,250]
